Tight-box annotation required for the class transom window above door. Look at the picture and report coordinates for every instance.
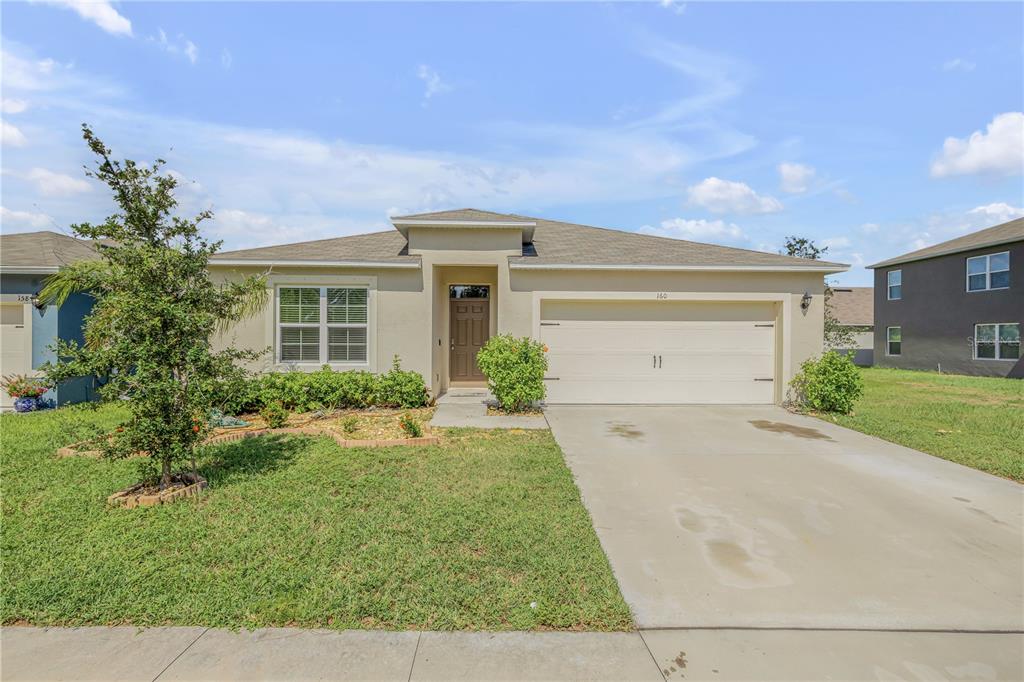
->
[278,286,369,364]
[966,252,1009,292]
[450,285,490,299]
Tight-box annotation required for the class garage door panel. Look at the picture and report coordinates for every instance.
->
[547,350,657,378]
[540,311,776,405]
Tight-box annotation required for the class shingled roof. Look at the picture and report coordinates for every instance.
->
[829,287,873,327]
[214,209,848,271]
[869,217,1024,269]
[0,231,104,272]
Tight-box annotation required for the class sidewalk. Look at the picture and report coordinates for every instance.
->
[3,625,1021,681]
[1,627,659,681]
[429,389,548,430]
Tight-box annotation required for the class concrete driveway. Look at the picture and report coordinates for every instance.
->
[546,405,1024,633]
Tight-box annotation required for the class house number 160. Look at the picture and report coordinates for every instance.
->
[655,292,669,299]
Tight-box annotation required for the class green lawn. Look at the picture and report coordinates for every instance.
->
[819,367,1024,482]
[0,405,631,631]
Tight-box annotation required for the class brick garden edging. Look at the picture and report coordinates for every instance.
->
[58,426,439,458]
[107,472,208,509]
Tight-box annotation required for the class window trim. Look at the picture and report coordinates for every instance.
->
[965,252,1010,293]
[886,269,902,300]
[275,283,373,368]
[973,322,1020,362]
[886,326,902,356]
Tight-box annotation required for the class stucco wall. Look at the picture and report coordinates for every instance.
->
[0,274,96,405]
[211,240,829,402]
[873,240,1023,378]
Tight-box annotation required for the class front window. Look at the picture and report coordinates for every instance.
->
[886,326,901,356]
[966,252,1010,292]
[887,270,902,300]
[278,286,368,364]
[975,323,1020,361]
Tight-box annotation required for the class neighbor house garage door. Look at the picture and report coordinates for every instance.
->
[540,300,777,404]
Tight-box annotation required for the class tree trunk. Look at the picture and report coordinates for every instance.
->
[160,456,172,490]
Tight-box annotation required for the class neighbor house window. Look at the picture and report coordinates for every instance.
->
[278,286,368,364]
[887,270,902,300]
[886,326,901,356]
[966,252,1009,292]
[974,323,1020,361]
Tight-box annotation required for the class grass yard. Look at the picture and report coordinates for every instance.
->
[819,367,1024,482]
[0,405,631,631]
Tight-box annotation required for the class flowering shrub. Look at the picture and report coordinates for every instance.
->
[1,374,49,399]
[476,335,548,412]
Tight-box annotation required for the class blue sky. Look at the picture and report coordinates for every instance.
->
[2,1,1022,285]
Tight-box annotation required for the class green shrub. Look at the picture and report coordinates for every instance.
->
[260,401,288,428]
[376,356,429,408]
[341,416,359,434]
[399,413,423,438]
[790,351,863,414]
[217,360,428,414]
[476,335,548,412]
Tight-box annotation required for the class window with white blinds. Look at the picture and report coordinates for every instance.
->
[278,286,369,364]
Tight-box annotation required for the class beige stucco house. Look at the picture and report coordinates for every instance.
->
[210,209,848,405]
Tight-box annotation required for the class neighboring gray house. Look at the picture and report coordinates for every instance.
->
[0,231,103,408]
[868,218,1022,378]
[829,286,873,366]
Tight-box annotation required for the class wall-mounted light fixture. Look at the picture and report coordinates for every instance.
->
[30,294,46,311]
[800,292,812,311]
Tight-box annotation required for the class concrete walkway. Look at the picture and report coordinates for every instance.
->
[4,625,1023,681]
[429,389,548,429]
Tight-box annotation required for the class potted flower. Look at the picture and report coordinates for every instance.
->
[1,374,50,413]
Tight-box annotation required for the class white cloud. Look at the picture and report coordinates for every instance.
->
[1,119,27,147]
[659,0,687,15]
[820,236,851,249]
[0,40,759,251]
[416,65,452,104]
[37,0,132,36]
[0,206,53,229]
[860,222,880,234]
[221,48,233,70]
[930,112,1024,177]
[1,98,28,114]
[778,162,816,194]
[26,168,91,196]
[686,177,783,215]
[638,217,747,245]
[153,29,199,65]
[968,202,1024,224]
[942,58,975,72]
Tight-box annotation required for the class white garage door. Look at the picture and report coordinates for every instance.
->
[540,302,777,405]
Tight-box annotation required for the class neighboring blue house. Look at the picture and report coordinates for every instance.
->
[0,231,103,409]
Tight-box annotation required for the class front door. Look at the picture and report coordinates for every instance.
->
[449,286,490,382]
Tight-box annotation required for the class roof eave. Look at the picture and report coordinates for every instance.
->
[508,262,849,273]
[867,236,1023,269]
[0,266,60,274]
[390,219,536,242]
[208,259,421,269]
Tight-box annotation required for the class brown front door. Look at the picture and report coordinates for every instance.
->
[449,298,489,381]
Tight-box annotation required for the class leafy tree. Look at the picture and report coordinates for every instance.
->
[783,236,855,351]
[42,125,267,489]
